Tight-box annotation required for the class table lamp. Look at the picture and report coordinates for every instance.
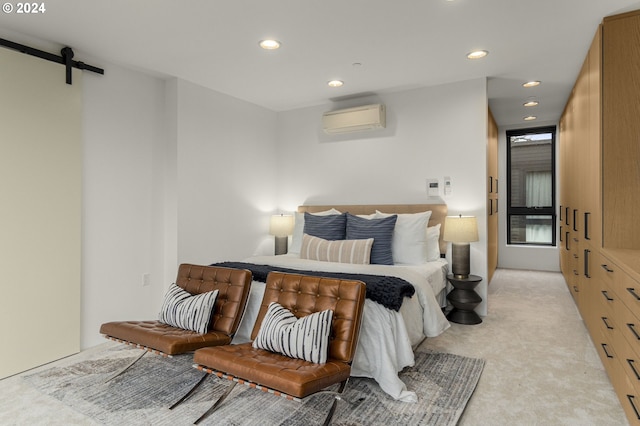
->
[443,215,479,278]
[269,214,294,255]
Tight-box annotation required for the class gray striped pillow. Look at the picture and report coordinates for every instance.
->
[253,302,334,364]
[158,283,219,334]
[345,213,398,265]
[300,233,373,264]
[303,212,347,240]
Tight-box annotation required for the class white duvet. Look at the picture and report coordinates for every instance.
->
[231,254,450,402]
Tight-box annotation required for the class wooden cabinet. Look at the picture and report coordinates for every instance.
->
[602,11,640,249]
[559,25,601,314]
[487,108,498,283]
[560,10,640,424]
[598,251,640,423]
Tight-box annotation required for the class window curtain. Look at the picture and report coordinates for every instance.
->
[525,171,552,207]
[526,222,552,243]
[525,171,552,243]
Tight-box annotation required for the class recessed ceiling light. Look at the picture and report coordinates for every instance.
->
[523,81,541,88]
[523,100,539,107]
[466,50,488,59]
[327,80,344,87]
[259,39,281,50]
[523,115,537,121]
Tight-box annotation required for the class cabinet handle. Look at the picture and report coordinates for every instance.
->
[572,209,578,232]
[559,226,563,242]
[559,205,563,222]
[627,288,640,301]
[601,343,614,358]
[628,359,640,381]
[602,290,614,301]
[602,317,614,330]
[628,395,640,420]
[565,207,570,226]
[565,232,570,250]
[584,212,590,240]
[584,249,591,278]
[628,323,640,341]
[573,285,579,292]
[601,264,614,273]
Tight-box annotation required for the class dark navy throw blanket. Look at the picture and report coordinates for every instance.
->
[212,261,415,312]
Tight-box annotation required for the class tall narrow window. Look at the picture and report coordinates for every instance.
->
[506,126,556,245]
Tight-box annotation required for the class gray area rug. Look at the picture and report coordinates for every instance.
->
[23,345,484,425]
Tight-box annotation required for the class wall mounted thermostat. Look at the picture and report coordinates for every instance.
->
[426,178,439,197]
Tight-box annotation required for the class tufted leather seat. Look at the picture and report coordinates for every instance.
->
[193,272,366,401]
[100,264,252,356]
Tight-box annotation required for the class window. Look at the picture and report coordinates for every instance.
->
[506,126,556,245]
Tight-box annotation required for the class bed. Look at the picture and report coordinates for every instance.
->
[226,204,450,402]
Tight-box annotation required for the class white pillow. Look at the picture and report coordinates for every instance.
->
[300,233,373,264]
[426,224,441,261]
[253,302,334,364]
[290,209,341,255]
[158,283,219,334]
[355,213,377,219]
[375,210,432,264]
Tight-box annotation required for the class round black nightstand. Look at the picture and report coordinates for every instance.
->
[446,274,482,325]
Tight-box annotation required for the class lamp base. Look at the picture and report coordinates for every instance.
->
[451,242,470,278]
[274,236,288,255]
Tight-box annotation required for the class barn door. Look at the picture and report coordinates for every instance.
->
[0,47,82,378]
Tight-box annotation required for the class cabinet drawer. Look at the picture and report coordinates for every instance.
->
[613,327,640,396]
[616,301,640,361]
[594,319,619,369]
[594,281,618,320]
[601,260,640,312]
[611,357,640,424]
[616,272,640,318]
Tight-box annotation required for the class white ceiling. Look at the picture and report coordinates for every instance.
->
[1,0,639,127]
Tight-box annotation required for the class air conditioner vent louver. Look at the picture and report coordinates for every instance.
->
[322,104,386,134]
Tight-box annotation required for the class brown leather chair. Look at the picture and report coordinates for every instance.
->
[99,264,252,381]
[188,271,366,425]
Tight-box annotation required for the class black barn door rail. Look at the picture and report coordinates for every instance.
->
[0,38,104,84]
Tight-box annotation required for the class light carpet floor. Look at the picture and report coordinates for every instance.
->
[0,268,629,425]
[422,268,627,425]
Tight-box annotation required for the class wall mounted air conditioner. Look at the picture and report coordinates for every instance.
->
[322,104,386,134]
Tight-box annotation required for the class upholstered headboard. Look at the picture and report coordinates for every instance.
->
[297,204,448,255]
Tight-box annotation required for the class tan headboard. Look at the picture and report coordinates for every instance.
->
[298,204,448,255]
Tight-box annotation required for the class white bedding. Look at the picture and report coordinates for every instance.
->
[231,254,450,402]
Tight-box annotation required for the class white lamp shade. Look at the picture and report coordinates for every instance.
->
[269,214,294,237]
[443,216,479,243]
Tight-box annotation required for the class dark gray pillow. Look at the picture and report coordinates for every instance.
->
[303,212,347,240]
[346,213,397,265]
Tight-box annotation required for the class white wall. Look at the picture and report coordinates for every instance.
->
[81,62,168,349]
[275,79,490,315]
[497,121,560,272]
[175,79,279,266]
[82,75,280,349]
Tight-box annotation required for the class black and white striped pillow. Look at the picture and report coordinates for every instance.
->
[253,302,334,364]
[158,283,219,334]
